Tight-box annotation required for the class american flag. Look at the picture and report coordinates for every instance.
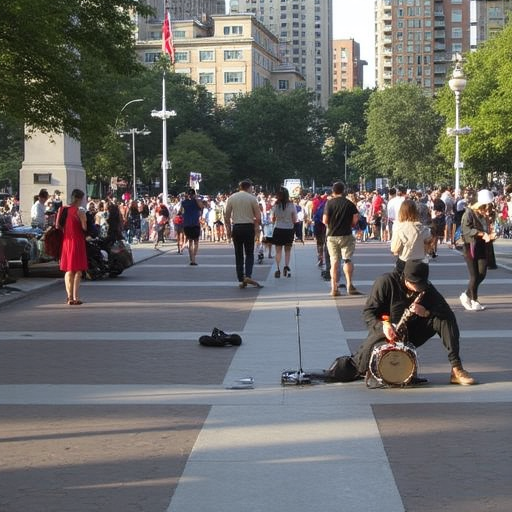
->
[162,9,175,63]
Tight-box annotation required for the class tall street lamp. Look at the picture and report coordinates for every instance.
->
[117,126,151,199]
[115,98,144,129]
[447,55,471,197]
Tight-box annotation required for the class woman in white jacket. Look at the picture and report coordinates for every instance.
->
[391,199,433,273]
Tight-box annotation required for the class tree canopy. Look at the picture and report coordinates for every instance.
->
[222,85,326,190]
[365,83,442,186]
[436,21,512,187]
[0,0,152,137]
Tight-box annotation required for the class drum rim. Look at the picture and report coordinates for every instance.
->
[369,343,417,386]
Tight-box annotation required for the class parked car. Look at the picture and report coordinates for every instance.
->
[0,214,53,276]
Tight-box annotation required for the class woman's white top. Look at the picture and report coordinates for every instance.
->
[272,202,297,229]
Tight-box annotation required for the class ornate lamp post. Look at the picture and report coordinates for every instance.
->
[447,55,471,196]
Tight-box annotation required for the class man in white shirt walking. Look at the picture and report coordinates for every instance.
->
[225,180,263,288]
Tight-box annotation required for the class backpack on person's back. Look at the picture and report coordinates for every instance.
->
[313,200,326,224]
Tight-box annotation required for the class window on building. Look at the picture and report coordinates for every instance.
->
[199,72,214,85]
[199,50,214,62]
[452,27,463,38]
[451,9,462,22]
[224,50,243,60]
[144,52,160,63]
[278,80,289,90]
[452,42,463,53]
[174,51,189,63]
[174,30,186,39]
[224,93,238,104]
[224,25,243,35]
[224,71,244,83]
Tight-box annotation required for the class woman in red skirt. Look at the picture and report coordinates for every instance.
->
[57,189,88,305]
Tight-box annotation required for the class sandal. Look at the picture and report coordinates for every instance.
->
[70,299,83,305]
[274,269,281,278]
[283,266,291,278]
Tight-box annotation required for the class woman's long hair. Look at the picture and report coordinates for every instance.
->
[275,187,290,210]
[398,199,420,222]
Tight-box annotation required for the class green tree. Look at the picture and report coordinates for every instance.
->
[0,0,153,137]
[436,22,512,187]
[221,85,325,190]
[169,131,231,194]
[323,88,373,187]
[365,83,443,186]
[0,116,23,192]
[82,65,220,193]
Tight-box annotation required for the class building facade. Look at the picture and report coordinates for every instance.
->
[332,39,366,92]
[472,0,512,47]
[229,0,333,107]
[135,14,305,106]
[134,0,225,40]
[374,0,471,94]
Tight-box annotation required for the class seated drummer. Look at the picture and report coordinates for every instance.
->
[352,260,476,386]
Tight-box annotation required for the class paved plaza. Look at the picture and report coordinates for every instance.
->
[0,239,511,511]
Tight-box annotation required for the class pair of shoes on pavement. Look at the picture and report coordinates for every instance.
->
[450,367,477,386]
[199,327,242,347]
[460,292,485,311]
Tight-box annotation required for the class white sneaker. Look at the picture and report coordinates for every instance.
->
[471,300,485,311]
[460,292,472,311]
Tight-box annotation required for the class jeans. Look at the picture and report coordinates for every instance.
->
[232,223,255,282]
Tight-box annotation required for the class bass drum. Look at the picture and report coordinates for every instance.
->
[369,342,417,386]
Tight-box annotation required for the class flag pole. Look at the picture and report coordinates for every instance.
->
[161,71,168,203]
[151,0,176,205]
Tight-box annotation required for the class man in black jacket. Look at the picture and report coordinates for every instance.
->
[353,260,476,386]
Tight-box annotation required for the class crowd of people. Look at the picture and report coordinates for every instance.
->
[3,181,512,387]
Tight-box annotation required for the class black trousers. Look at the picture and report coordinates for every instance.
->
[232,223,255,282]
[353,313,462,375]
[462,243,488,301]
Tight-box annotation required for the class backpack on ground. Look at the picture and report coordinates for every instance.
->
[324,355,360,382]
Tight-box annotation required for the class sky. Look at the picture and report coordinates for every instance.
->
[332,0,375,88]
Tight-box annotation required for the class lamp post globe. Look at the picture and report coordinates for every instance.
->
[448,58,467,197]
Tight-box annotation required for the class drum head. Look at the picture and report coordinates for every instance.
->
[377,348,416,385]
